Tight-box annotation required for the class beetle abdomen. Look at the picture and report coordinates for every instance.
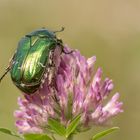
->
[11,37,30,83]
[22,38,51,83]
[10,28,62,94]
[11,36,55,93]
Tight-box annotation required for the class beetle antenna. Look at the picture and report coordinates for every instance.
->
[0,67,11,83]
[53,27,65,33]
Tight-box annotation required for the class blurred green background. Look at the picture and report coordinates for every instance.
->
[0,0,139,140]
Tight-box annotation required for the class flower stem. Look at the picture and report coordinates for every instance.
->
[51,133,56,140]
[66,135,73,140]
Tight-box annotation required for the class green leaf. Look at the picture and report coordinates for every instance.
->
[66,114,81,138]
[91,127,119,140]
[48,118,66,136]
[0,128,22,139]
[75,126,91,134]
[24,134,52,140]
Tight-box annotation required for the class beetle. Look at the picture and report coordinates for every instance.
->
[0,27,70,94]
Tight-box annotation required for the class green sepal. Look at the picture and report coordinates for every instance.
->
[24,134,52,140]
[66,114,81,138]
[91,127,119,140]
[48,118,66,136]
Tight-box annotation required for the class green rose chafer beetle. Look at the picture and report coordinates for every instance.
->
[0,28,69,94]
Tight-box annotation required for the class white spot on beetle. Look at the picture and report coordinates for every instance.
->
[40,85,43,88]
[20,83,25,87]
[41,79,45,83]
[38,62,45,68]
[45,74,48,78]
[14,61,19,65]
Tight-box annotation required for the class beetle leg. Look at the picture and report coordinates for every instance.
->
[0,52,16,83]
[62,49,75,54]
[53,27,65,34]
[59,44,75,54]
[0,66,11,82]
[47,51,60,102]
[38,62,46,68]
[56,39,75,54]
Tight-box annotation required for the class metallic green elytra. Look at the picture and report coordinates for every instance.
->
[0,28,66,94]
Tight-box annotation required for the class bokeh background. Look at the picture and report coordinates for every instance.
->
[0,0,139,140]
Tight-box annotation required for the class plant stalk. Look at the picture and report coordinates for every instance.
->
[66,135,73,140]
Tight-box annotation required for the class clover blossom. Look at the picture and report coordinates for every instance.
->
[14,45,123,134]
